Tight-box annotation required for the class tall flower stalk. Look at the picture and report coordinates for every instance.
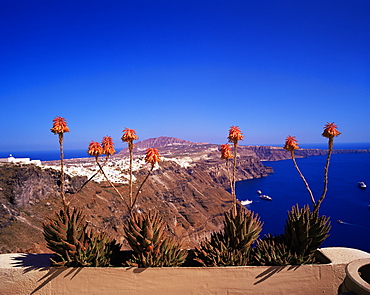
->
[85,138,129,210]
[67,136,117,205]
[121,128,139,210]
[225,126,244,215]
[220,143,233,196]
[283,135,315,207]
[284,122,341,212]
[131,147,161,211]
[81,129,161,214]
[315,122,341,213]
[50,116,70,208]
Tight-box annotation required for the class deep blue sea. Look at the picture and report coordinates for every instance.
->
[237,143,370,253]
[0,149,101,161]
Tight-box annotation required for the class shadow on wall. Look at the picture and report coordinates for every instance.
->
[11,253,83,294]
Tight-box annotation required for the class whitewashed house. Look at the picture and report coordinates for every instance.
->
[0,154,41,166]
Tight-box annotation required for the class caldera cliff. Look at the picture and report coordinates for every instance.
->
[0,137,368,253]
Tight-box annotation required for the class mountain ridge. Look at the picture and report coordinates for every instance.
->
[117,136,208,155]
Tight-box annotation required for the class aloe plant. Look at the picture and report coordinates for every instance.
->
[253,234,297,266]
[284,204,331,263]
[43,206,121,267]
[253,205,331,266]
[194,207,262,266]
[124,210,187,267]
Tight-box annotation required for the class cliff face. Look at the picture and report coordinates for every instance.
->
[248,145,370,161]
[0,164,85,207]
[0,164,87,253]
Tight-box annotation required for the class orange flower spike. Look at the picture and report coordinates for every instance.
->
[220,144,233,160]
[227,126,244,144]
[50,117,69,134]
[87,141,104,157]
[145,148,161,165]
[102,136,116,156]
[121,128,138,143]
[284,135,300,152]
[322,122,341,139]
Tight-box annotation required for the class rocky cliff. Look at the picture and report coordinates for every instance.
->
[248,145,370,161]
[0,164,87,253]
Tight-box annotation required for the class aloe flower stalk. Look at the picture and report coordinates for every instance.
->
[87,141,104,157]
[227,126,244,214]
[121,128,138,209]
[145,147,161,166]
[102,136,116,156]
[284,135,316,207]
[284,122,341,212]
[69,141,104,200]
[50,117,69,208]
[314,122,341,213]
[70,136,117,205]
[83,139,129,210]
[131,148,161,211]
[220,144,233,160]
[220,143,233,205]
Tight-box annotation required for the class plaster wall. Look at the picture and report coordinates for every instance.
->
[1,248,369,295]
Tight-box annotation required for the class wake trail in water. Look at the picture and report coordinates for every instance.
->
[337,220,370,230]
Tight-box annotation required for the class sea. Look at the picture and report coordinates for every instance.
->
[236,142,370,253]
[1,143,370,252]
[0,149,103,161]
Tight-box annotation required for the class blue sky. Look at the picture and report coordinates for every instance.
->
[1,0,369,152]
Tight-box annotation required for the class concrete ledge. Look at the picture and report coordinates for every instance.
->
[320,247,370,264]
[1,248,370,295]
[341,258,370,295]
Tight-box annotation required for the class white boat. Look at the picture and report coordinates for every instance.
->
[260,195,272,201]
[358,181,367,189]
[257,190,262,195]
[241,200,253,206]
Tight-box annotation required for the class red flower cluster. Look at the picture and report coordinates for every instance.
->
[121,128,138,143]
[102,136,116,156]
[145,148,161,165]
[88,141,104,157]
[88,136,116,157]
[50,117,69,134]
[220,144,233,160]
[284,135,299,152]
[228,126,243,144]
[322,122,341,139]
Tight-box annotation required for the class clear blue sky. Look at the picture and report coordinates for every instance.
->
[1,0,369,152]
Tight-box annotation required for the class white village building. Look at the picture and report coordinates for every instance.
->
[0,154,41,166]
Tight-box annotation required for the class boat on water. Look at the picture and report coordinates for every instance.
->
[257,190,262,195]
[260,195,272,201]
[240,200,253,206]
[358,181,367,189]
